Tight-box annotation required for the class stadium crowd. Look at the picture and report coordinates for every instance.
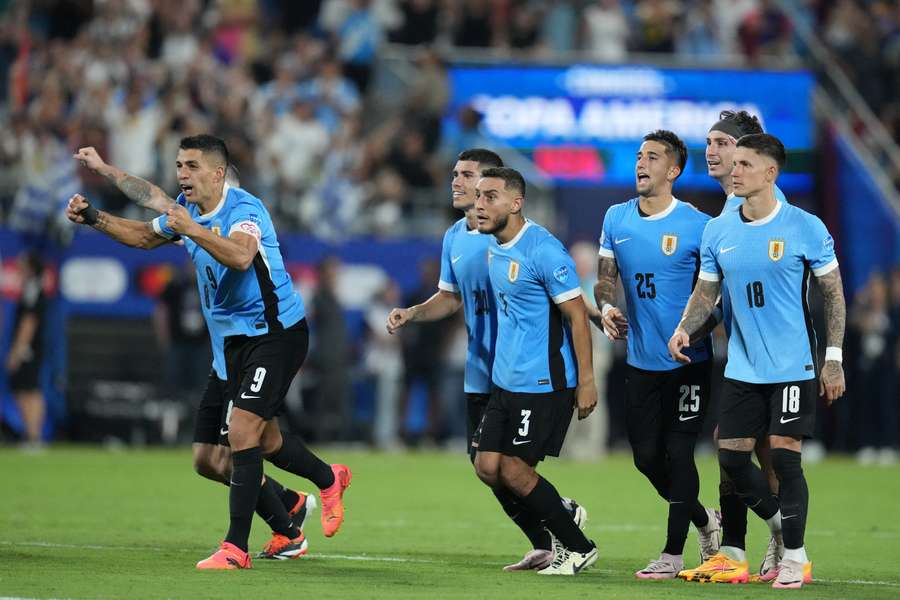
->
[0,0,897,459]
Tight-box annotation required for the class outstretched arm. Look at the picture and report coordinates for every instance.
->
[74,146,176,213]
[592,256,628,340]
[816,267,846,404]
[558,295,598,420]
[66,194,169,249]
[386,290,462,334]
[668,278,721,363]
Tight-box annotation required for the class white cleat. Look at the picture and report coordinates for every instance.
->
[635,555,683,580]
[537,544,598,575]
[696,508,722,562]
[502,549,553,572]
[772,558,811,589]
[758,534,784,582]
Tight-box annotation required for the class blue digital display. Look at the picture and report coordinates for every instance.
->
[445,64,814,191]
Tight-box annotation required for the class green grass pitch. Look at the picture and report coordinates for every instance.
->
[1,447,898,599]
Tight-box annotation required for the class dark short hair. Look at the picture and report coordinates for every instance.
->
[179,134,229,167]
[457,148,503,169]
[481,167,525,196]
[643,129,687,176]
[719,110,764,136]
[736,133,786,169]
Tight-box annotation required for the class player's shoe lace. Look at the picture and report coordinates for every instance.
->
[537,543,598,576]
[697,508,722,562]
[756,534,783,582]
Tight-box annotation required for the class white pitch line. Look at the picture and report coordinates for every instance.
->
[2,540,899,588]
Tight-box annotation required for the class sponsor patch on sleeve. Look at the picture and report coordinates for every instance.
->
[230,220,262,241]
[553,265,569,283]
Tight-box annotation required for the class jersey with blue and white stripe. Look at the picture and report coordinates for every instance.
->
[488,221,580,393]
[438,217,496,394]
[599,197,712,371]
[152,183,305,340]
[699,200,838,383]
[719,184,788,337]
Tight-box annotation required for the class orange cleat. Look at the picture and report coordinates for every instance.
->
[287,490,317,532]
[257,532,309,560]
[196,541,251,570]
[320,464,352,537]
[678,552,749,583]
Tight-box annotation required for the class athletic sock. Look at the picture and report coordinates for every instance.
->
[719,477,749,550]
[519,476,593,554]
[492,487,552,551]
[663,499,693,555]
[772,448,808,550]
[783,546,808,563]
[225,447,263,553]
[268,433,335,490]
[691,502,710,529]
[664,432,701,555]
[719,545,746,562]
[265,475,301,511]
[256,477,300,538]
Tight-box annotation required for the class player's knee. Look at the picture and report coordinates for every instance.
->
[259,427,284,456]
[630,443,659,475]
[474,455,499,487]
[719,478,738,497]
[770,448,803,482]
[193,452,227,483]
[718,448,752,480]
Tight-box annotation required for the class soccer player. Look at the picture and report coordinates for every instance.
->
[692,110,789,582]
[386,149,586,572]
[472,167,598,575]
[72,145,320,560]
[66,135,352,570]
[594,130,722,579]
[669,134,846,589]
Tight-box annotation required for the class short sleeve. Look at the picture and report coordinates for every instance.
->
[804,215,838,276]
[598,206,615,258]
[437,226,459,293]
[226,202,263,246]
[697,221,722,282]
[536,240,581,304]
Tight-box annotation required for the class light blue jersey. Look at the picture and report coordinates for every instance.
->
[720,184,787,336]
[152,183,305,343]
[599,198,712,371]
[488,221,581,393]
[438,217,497,394]
[699,200,838,383]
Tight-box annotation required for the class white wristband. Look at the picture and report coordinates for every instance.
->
[601,303,615,317]
[825,347,842,363]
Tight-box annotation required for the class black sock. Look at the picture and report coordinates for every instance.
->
[256,477,300,538]
[268,433,335,490]
[663,433,701,555]
[719,477,749,549]
[631,442,671,501]
[519,476,593,554]
[718,449,780,522]
[493,487,551,551]
[265,475,301,511]
[772,448,807,549]
[225,447,263,553]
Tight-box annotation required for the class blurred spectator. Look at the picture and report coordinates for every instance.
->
[387,128,436,188]
[541,0,578,55]
[153,260,210,404]
[6,251,47,450]
[677,0,723,60]
[634,0,681,54]
[307,257,352,441]
[452,0,493,48]
[365,280,405,449]
[391,0,440,46]
[737,0,793,64]
[583,0,629,62]
[298,58,361,133]
[333,0,383,93]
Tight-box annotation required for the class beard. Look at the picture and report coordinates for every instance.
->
[478,212,509,235]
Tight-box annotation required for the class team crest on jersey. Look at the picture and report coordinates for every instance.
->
[768,239,785,261]
[508,261,520,282]
[661,234,678,256]
[211,226,221,236]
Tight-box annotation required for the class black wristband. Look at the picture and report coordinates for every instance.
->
[81,204,99,226]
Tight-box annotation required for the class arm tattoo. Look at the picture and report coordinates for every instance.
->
[92,211,111,233]
[116,173,153,206]
[593,257,619,308]
[679,279,720,337]
[816,268,846,349]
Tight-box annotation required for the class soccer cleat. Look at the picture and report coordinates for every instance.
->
[677,552,749,583]
[320,464,352,537]
[257,532,309,560]
[287,490,317,532]
[569,500,588,530]
[635,556,684,580]
[751,535,784,582]
[696,508,722,562]
[537,543,598,575]
[502,549,553,571]
[196,541,251,570]
[771,559,813,589]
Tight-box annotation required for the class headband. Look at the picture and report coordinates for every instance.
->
[709,119,744,140]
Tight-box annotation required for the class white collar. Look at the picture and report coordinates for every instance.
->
[744,199,782,226]
[640,196,678,221]
[197,182,230,221]
[499,219,532,249]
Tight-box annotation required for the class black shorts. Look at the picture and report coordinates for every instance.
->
[473,387,574,465]
[466,392,491,461]
[624,361,712,445]
[8,359,40,392]
[718,377,817,440]
[224,318,309,421]
[192,370,229,445]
